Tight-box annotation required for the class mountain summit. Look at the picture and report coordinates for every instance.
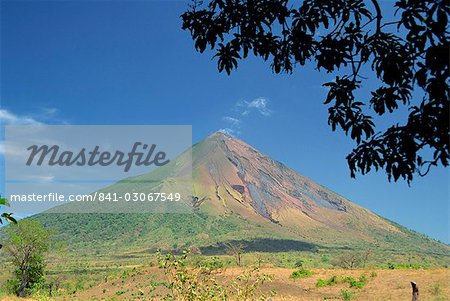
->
[189,132,400,242]
[32,132,449,258]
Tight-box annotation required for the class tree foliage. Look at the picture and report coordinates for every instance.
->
[4,220,52,297]
[157,249,274,300]
[0,195,16,226]
[182,0,449,183]
[330,250,373,269]
[224,241,246,266]
[0,195,17,250]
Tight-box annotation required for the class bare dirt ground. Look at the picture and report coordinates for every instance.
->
[52,267,449,301]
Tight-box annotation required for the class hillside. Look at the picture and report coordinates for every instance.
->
[19,132,450,262]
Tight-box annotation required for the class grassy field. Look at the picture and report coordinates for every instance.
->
[1,267,449,300]
[0,252,449,301]
[68,267,449,301]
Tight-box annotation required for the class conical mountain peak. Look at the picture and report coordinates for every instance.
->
[201,131,262,159]
[32,132,450,257]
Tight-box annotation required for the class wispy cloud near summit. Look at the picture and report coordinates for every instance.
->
[238,97,272,117]
[219,97,273,136]
[222,116,241,126]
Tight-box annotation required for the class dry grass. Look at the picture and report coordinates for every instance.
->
[249,267,449,300]
[39,267,448,301]
[1,266,447,300]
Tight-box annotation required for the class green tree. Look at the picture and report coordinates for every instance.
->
[0,196,16,225]
[224,242,246,266]
[4,220,52,297]
[0,195,16,250]
[181,0,449,183]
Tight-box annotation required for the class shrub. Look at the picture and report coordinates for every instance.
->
[431,282,442,295]
[198,256,224,270]
[231,267,275,300]
[316,275,340,287]
[346,275,367,289]
[4,279,21,295]
[340,289,357,300]
[294,260,304,268]
[430,282,446,300]
[290,269,313,280]
[386,262,428,270]
[316,275,367,289]
[157,249,274,301]
[321,255,330,263]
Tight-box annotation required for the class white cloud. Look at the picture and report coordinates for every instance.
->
[0,109,42,125]
[240,97,272,117]
[218,128,236,135]
[219,97,273,136]
[29,175,55,182]
[222,116,241,126]
[221,116,243,136]
[0,144,28,156]
[0,108,67,125]
[0,108,66,155]
[42,108,59,116]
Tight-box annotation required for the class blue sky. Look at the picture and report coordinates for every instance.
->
[1,0,448,242]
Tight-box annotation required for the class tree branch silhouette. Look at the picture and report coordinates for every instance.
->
[181,0,449,183]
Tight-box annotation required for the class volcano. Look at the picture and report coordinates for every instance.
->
[29,132,449,259]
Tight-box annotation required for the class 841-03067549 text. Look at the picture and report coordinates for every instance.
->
[9,192,182,202]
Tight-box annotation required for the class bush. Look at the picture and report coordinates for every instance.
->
[346,275,367,289]
[430,282,442,295]
[429,282,446,300]
[4,279,21,295]
[386,262,428,270]
[316,276,340,287]
[316,275,367,289]
[321,255,330,263]
[294,260,304,268]
[231,267,275,300]
[157,249,274,301]
[340,289,357,300]
[290,269,313,280]
[28,281,53,301]
[198,256,224,270]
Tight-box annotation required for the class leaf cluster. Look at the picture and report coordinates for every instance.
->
[182,0,449,183]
